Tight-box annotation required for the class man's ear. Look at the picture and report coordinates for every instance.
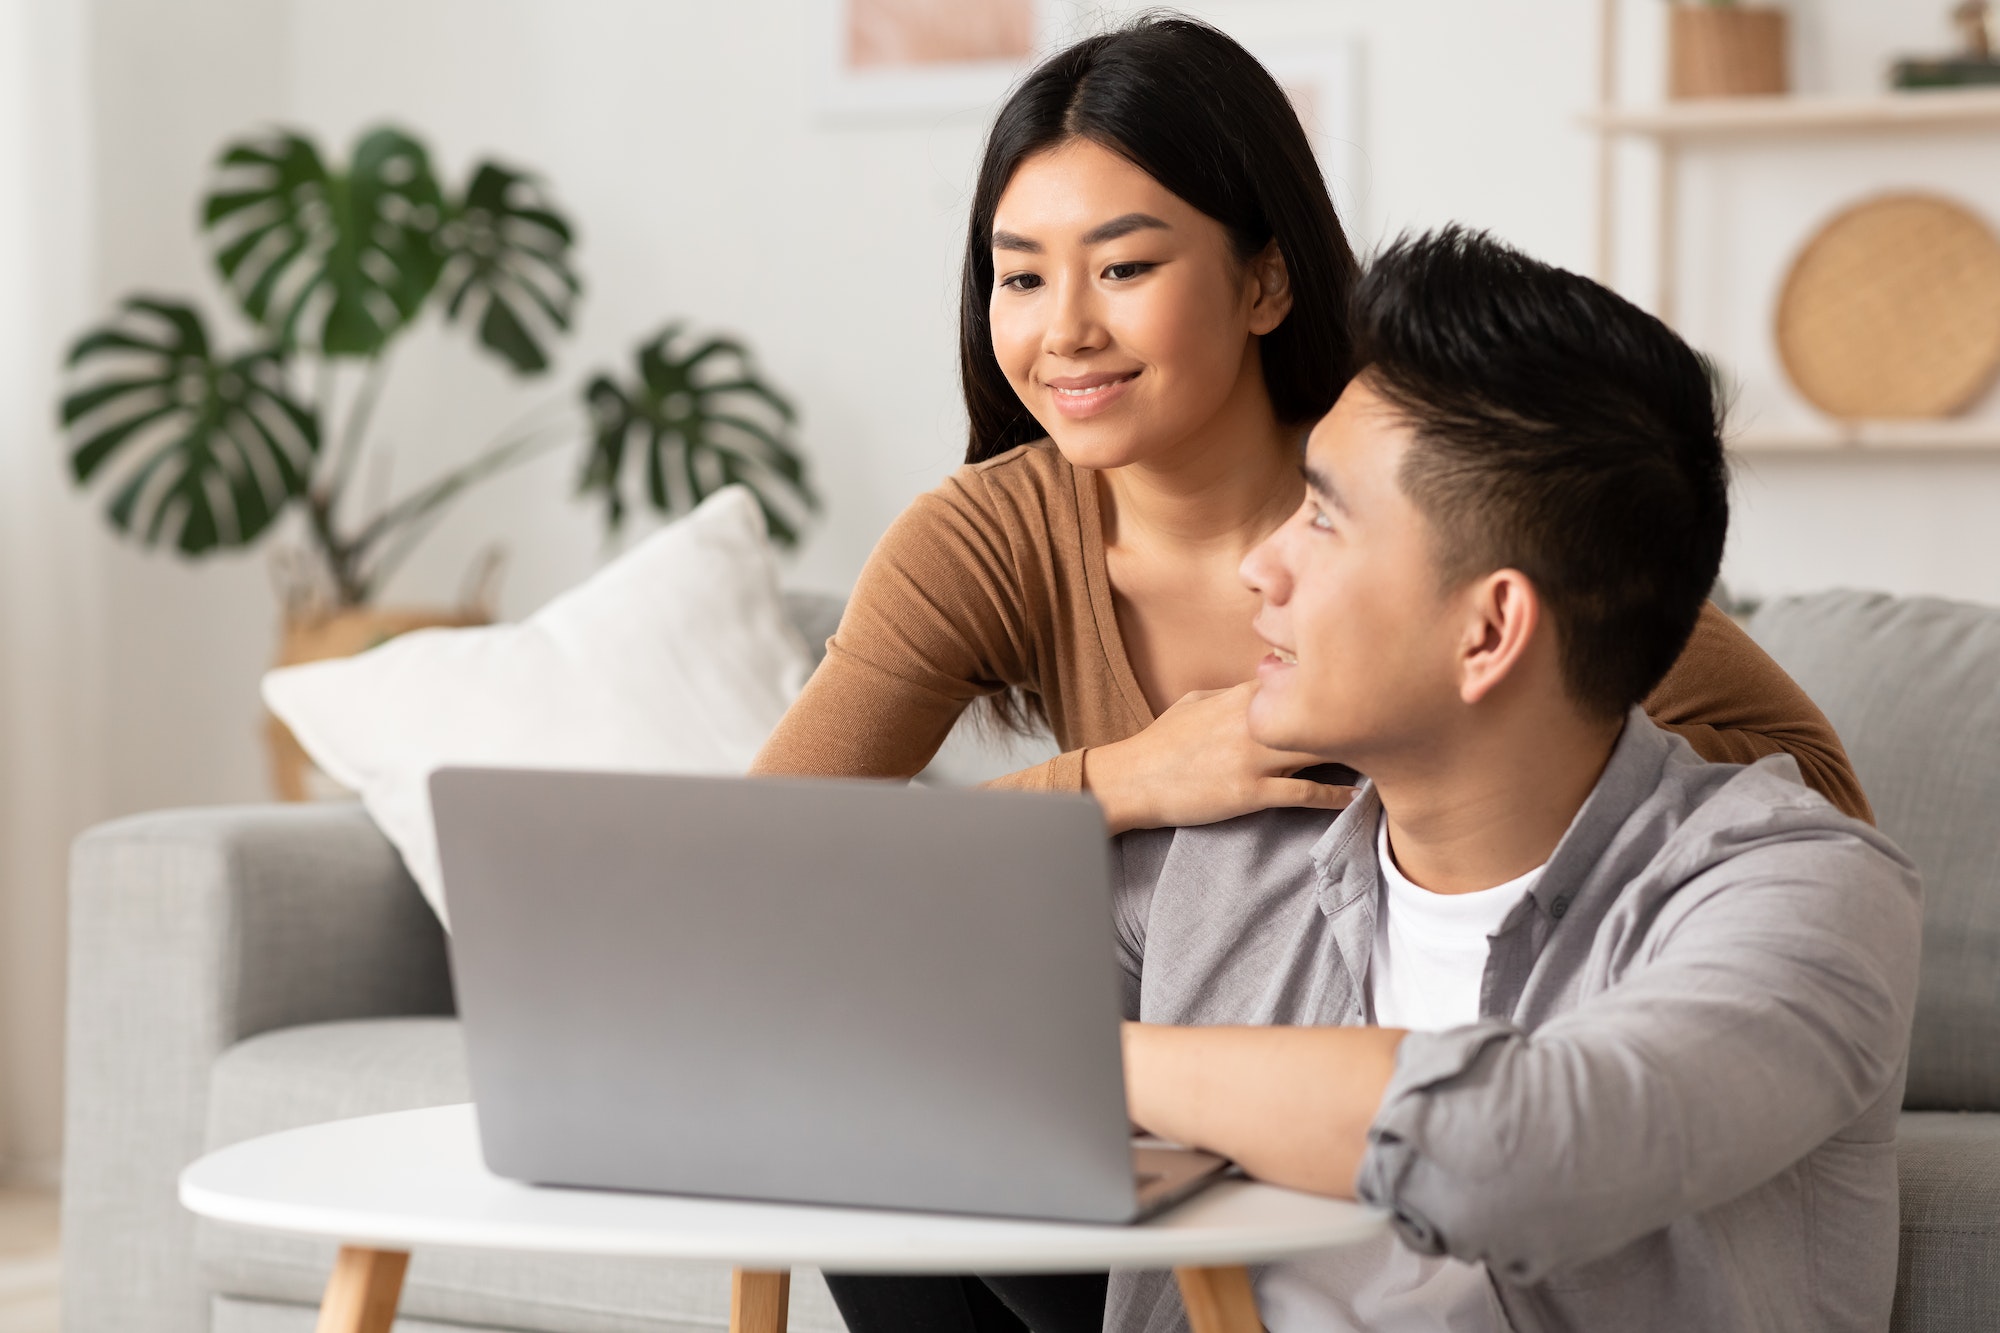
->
[1456,569,1541,706]
[1247,241,1294,336]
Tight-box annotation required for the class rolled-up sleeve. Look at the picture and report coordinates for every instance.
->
[1354,832,1921,1283]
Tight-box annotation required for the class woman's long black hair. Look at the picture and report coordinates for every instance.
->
[959,14,1361,464]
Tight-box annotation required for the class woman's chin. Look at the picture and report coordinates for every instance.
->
[1042,421,1159,473]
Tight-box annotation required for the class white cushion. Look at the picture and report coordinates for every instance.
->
[262,487,813,923]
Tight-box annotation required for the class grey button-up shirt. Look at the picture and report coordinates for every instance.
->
[1108,709,1922,1333]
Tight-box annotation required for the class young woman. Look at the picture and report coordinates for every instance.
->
[768,21,1868,1332]
[753,18,1867,832]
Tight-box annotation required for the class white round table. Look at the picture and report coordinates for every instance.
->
[180,1104,1386,1333]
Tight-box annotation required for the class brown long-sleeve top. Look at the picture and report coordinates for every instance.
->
[755,441,1872,823]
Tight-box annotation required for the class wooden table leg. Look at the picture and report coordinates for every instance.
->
[315,1246,409,1333]
[731,1267,791,1333]
[1176,1265,1262,1333]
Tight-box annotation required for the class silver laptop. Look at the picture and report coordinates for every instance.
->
[430,767,1228,1224]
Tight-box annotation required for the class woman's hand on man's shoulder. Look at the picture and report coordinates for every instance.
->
[1082,682,1356,835]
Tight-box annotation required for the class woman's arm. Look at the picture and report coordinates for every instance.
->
[1645,602,1873,822]
[754,460,1353,822]
[752,480,1032,782]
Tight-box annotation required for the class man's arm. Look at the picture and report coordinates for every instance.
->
[1126,830,1919,1281]
[1122,1023,1406,1197]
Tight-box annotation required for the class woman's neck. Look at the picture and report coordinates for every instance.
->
[1097,354,1302,555]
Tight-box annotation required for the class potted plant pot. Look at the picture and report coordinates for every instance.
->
[1669,2,1790,99]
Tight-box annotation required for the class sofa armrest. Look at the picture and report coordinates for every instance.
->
[61,801,452,1333]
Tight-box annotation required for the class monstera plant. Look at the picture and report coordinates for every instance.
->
[60,125,816,611]
[60,125,816,799]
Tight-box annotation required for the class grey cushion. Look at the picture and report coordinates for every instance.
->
[1893,1111,2000,1333]
[782,591,846,668]
[205,1017,471,1152]
[198,1019,842,1333]
[1747,591,2000,1110]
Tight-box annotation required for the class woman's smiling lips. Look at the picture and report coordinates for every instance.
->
[1042,369,1140,419]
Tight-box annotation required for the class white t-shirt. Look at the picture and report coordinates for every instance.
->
[1257,814,1543,1333]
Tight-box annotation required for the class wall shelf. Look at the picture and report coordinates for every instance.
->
[1586,2,2000,452]
[1731,419,2000,454]
[1585,87,2000,142]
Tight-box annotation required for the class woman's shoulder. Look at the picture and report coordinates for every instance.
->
[867,438,1082,593]
[928,438,1074,533]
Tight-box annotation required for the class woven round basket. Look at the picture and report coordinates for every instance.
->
[1776,193,2000,420]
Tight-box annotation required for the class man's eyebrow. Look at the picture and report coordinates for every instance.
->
[991,229,1041,254]
[1302,463,1349,514]
[1081,212,1170,246]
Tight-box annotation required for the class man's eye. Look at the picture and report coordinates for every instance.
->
[999,272,1044,293]
[1309,504,1334,531]
[1103,261,1154,281]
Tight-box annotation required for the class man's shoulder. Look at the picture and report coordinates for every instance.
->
[1123,805,1344,880]
[1652,744,1910,878]
[1616,742,1919,938]
[1112,806,1344,918]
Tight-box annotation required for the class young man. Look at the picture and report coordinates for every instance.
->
[1112,229,1921,1333]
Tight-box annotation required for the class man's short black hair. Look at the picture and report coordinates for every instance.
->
[1353,226,1729,719]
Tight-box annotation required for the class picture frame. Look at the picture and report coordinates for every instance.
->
[808,3,1366,240]
[812,0,1073,120]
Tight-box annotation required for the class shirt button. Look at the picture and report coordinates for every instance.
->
[1550,898,1569,919]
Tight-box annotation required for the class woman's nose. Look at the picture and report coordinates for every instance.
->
[1041,275,1106,358]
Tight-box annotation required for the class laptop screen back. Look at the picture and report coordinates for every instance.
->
[431,767,1139,1223]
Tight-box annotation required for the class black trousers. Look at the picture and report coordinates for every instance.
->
[824,1271,1108,1333]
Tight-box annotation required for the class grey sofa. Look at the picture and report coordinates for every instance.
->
[61,589,2000,1333]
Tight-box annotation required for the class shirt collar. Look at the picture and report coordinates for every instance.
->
[1309,707,1674,916]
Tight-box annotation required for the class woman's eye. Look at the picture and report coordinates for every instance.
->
[1308,503,1334,532]
[998,272,1044,293]
[1103,261,1154,281]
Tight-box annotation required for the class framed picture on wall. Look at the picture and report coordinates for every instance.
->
[813,0,1071,119]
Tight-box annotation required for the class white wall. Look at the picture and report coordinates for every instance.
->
[0,0,103,1181]
[9,0,1999,1174]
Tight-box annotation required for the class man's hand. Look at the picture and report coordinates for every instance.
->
[1121,1022,1407,1199]
[1082,683,1356,835]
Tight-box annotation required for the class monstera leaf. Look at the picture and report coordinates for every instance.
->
[201,126,581,374]
[203,127,447,356]
[580,325,816,546]
[437,163,581,373]
[60,298,319,554]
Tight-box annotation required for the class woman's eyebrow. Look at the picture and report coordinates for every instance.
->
[990,213,1172,253]
[1082,212,1170,245]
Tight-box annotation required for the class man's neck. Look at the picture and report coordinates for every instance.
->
[1371,704,1626,896]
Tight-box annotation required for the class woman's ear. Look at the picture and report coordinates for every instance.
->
[1247,240,1294,335]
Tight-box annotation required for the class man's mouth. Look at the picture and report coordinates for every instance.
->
[1270,646,1298,665]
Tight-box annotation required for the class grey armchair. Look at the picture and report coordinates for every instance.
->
[60,590,2000,1332]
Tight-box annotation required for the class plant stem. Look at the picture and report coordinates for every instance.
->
[323,353,390,517]
[304,488,369,609]
[349,419,576,601]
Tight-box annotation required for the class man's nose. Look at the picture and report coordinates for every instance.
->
[1240,530,1290,602]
